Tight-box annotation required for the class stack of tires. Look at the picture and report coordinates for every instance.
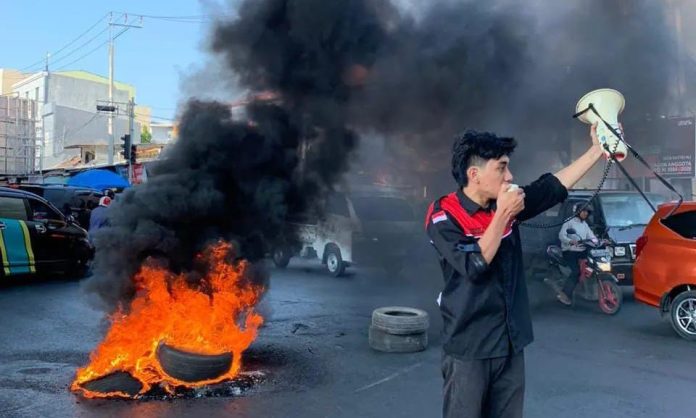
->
[369,307,429,353]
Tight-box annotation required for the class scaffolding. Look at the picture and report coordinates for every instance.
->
[0,95,37,175]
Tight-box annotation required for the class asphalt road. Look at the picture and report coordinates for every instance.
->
[1,259,694,418]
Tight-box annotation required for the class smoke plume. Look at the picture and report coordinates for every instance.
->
[86,0,390,309]
[85,0,685,308]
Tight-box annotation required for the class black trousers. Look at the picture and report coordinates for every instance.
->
[562,250,586,298]
[442,351,525,418]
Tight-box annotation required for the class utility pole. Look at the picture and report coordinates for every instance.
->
[106,12,142,165]
[127,97,134,183]
[107,13,114,165]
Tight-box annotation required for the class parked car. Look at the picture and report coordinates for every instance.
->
[633,201,696,340]
[0,187,93,278]
[273,187,420,276]
[521,189,665,285]
[8,184,104,228]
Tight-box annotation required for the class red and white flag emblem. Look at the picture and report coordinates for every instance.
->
[431,211,448,224]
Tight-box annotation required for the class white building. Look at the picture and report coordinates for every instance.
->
[150,122,177,144]
[10,70,144,169]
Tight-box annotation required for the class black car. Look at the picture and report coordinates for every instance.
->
[520,189,666,285]
[0,187,93,278]
[8,184,104,228]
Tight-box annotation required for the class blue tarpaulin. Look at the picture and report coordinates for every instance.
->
[67,169,130,190]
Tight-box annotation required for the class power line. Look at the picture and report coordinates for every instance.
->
[32,26,110,72]
[55,27,129,71]
[19,13,111,72]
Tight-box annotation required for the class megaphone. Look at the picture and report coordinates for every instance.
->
[575,88,627,161]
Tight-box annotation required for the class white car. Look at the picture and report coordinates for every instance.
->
[273,188,419,276]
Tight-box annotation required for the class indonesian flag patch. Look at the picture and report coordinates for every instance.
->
[431,210,448,224]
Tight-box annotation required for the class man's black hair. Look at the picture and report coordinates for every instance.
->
[451,130,517,187]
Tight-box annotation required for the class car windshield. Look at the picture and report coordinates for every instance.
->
[599,193,665,227]
[350,196,414,222]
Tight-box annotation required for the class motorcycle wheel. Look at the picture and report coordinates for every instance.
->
[597,278,622,315]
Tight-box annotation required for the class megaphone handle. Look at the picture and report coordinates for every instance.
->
[573,106,592,119]
[589,104,683,216]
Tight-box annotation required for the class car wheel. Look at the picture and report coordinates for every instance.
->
[272,246,291,269]
[325,246,345,277]
[669,291,696,341]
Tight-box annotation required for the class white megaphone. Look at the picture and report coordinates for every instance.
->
[575,88,627,161]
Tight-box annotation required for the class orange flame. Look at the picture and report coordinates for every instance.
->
[71,241,264,398]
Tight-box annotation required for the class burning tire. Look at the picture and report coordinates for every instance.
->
[80,371,143,397]
[324,245,346,277]
[371,306,429,335]
[157,343,233,383]
[368,326,427,353]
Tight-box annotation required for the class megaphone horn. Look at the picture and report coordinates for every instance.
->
[574,88,627,162]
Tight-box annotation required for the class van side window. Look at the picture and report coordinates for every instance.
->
[327,194,350,217]
[661,211,696,239]
[28,200,63,222]
[0,197,28,220]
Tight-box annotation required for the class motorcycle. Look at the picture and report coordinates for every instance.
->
[544,228,623,315]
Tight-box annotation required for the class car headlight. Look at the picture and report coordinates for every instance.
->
[597,262,612,272]
[614,246,626,257]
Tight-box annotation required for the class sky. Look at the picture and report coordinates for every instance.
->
[1,0,233,122]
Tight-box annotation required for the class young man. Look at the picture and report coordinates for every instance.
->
[426,124,603,418]
[557,204,598,305]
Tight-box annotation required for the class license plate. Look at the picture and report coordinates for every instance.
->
[590,249,609,257]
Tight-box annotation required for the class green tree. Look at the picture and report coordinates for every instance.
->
[141,125,152,144]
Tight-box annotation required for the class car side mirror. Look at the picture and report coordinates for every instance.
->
[566,228,577,235]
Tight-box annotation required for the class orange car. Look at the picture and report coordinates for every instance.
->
[633,201,696,340]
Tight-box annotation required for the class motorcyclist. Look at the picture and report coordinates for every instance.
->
[556,202,598,305]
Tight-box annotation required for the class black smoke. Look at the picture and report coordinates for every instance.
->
[86,0,685,308]
[349,0,680,190]
[85,0,391,309]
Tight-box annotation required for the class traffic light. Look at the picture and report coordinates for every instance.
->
[120,134,131,161]
[130,144,137,164]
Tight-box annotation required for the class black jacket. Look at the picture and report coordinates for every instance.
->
[426,173,568,359]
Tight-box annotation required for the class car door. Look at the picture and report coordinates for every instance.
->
[25,197,72,266]
[0,195,36,276]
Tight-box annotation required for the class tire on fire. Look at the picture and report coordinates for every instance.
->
[81,371,143,397]
[369,306,429,353]
[156,343,233,383]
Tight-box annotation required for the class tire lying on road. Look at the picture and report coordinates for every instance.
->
[368,326,428,353]
[369,306,429,353]
[371,306,429,335]
[156,343,233,383]
[80,371,143,397]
